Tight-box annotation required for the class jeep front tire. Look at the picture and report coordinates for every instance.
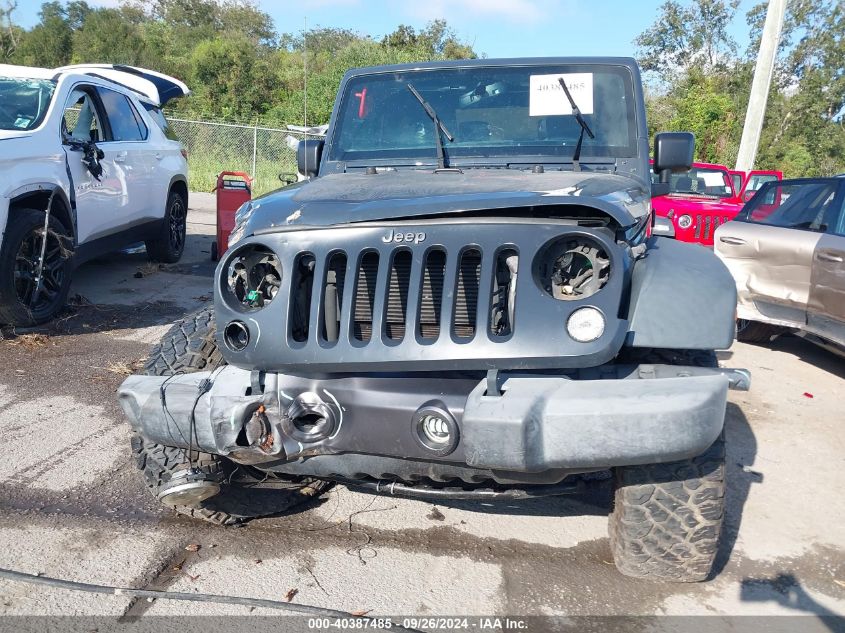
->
[609,347,726,581]
[609,434,725,582]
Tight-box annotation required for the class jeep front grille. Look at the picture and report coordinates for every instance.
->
[220,224,627,372]
[308,246,496,345]
[695,215,731,241]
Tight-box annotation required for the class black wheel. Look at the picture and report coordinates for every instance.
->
[0,208,73,326]
[736,319,779,344]
[133,306,329,525]
[145,190,187,263]
[609,348,726,582]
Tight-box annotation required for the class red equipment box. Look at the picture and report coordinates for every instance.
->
[211,171,252,261]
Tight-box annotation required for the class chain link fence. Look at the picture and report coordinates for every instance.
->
[168,116,308,196]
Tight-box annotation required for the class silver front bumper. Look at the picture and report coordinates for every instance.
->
[118,364,748,473]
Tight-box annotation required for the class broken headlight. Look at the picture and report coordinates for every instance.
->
[224,245,282,311]
[535,236,610,300]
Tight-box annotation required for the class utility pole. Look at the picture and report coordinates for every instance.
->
[735,0,787,172]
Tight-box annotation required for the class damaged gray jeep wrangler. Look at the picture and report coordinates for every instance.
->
[119,58,749,582]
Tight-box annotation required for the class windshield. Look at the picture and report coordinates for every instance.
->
[329,64,638,165]
[650,165,734,198]
[0,77,56,131]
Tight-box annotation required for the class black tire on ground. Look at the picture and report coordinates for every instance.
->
[736,319,779,344]
[145,189,187,264]
[133,306,329,525]
[609,348,726,582]
[0,208,73,326]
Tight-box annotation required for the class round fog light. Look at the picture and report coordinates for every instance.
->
[567,307,605,343]
[421,414,451,445]
[412,402,459,456]
[677,214,693,229]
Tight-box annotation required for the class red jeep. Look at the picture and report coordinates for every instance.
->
[651,161,781,246]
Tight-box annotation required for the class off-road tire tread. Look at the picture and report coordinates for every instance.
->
[609,347,725,582]
[144,306,223,376]
[134,306,328,526]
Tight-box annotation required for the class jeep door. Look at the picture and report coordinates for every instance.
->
[729,170,743,196]
[715,180,837,328]
[807,185,845,345]
[60,84,124,245]
[740,170,781,203]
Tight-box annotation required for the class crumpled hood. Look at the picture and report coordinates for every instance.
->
[243,169,649,236]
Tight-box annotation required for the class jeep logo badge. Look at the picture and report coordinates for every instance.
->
[382,229,426,244]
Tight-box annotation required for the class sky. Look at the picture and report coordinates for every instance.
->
[11,0,761,59]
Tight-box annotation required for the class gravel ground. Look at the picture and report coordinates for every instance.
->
[0,198,842,631]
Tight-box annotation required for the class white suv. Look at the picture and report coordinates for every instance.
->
[0,63,190,326]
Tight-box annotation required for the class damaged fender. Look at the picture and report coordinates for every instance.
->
[626,236,736,350]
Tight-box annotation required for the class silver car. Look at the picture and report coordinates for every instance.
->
[715,177,845,346]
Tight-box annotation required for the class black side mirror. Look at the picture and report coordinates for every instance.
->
[653,132,695,182]
[297,139,324,179]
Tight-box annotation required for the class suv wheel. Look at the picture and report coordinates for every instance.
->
[0,208,73,326]
[145,190,187,263]
[609,348,726,582]
[132,306,329,525]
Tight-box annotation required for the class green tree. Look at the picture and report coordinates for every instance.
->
[12,2,75,66]
[188,35,275,119]
[3,1,477,131]
[71,6,146,65]
[0,0,20,61]
[747,0,845,175]
[382,20,476,60]
[669,72,739,163]
[636,0,740,76]
[638,0,844,176]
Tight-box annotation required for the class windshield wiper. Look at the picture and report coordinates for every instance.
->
[407,82,455,170]
[557,77,595,172]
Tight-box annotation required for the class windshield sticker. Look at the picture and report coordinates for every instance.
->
[529,73,593,117]
[699,171,728,188]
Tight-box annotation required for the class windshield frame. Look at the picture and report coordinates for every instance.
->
[650,164,735,199]
[324,61,643,170]
[0,76,57,132]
